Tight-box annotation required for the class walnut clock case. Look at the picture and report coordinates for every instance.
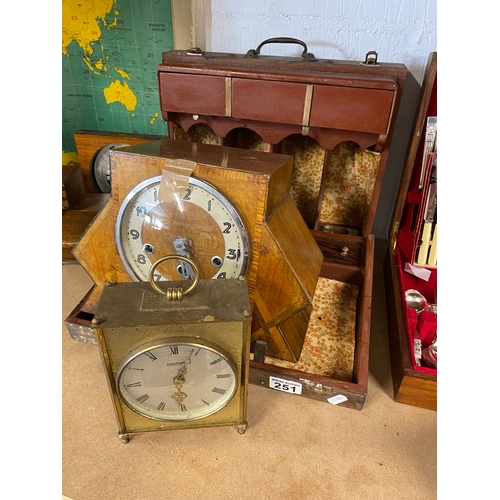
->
[384,52,437,411]
[71,138,324,363]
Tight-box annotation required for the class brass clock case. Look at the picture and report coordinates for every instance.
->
[92,276,252,442]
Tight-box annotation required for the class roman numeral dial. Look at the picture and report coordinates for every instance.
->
[116,340,238,422]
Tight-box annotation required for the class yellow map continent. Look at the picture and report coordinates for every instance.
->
[62,0,137,112]
[62,0,116,60]
[103,81,137,111]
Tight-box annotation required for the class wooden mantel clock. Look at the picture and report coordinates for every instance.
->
[73,138,323,362]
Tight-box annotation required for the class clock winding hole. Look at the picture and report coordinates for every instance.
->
[142,243,155,255]
[211,256,223,268]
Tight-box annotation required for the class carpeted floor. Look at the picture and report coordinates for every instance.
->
[62,240,437,500]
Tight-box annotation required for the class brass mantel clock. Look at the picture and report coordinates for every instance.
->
[92,257,252,442]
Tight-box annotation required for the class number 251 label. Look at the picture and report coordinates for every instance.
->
[269,376,302,395]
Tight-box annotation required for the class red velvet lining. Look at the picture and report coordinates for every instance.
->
[395,244,437,374]
[393,76,437,375]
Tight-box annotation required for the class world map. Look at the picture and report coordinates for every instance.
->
[62,0,173,155]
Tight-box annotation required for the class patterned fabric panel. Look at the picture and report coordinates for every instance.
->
[172,126,380,230]
[280,135,325,228]
[263,276,358,382]
[174,123,222,145]
[317,141,381,228]
[236,128,271,152]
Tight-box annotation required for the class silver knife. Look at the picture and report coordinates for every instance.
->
[418,116,437,191]
[427,205,437,266]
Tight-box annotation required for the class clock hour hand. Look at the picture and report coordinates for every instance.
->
[171,350,193,406]
[173,237,195,279]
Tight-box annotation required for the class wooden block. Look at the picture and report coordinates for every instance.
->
[251,196,323,360]
[62,210,99,262]
[62,194,109,263]
[62,164,84,210]
[71,197,118,286]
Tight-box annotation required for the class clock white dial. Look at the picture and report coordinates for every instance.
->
[115,176,250,282]
[116,340,238,421]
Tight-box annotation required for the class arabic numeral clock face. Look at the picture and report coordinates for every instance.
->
[116,340,238,421]
[116,176,250,281]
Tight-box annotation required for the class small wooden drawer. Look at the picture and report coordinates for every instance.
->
[62,193,110,263]
[309,85,394,134]
[159,72,227,116]
[232,79,307,125]
[62,164,85,210]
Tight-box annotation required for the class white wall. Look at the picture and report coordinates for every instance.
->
[191,0,437,239]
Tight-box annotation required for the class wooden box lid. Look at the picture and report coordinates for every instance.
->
[389,52,437,251]
[157,41,408,238]
[384,52,437,410]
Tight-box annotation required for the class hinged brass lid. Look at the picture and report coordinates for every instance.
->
[93,278,251,329]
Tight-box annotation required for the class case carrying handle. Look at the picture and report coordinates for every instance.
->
[246,37,317,61]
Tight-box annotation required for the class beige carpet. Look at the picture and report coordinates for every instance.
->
[62,240,437,500]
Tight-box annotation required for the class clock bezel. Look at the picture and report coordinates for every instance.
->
[115,175,251,282]
[115,336,239,423]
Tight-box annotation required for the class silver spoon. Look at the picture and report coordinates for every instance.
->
[405,289,428,314]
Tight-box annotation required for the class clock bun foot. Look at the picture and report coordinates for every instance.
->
[119,433,130,444]
[237,423,248,435]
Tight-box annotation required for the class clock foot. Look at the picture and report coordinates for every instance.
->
[118,433,130,444]
[237,423,248,435]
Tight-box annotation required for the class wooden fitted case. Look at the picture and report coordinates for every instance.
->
[384,52,437,411]
[154,40,408,409]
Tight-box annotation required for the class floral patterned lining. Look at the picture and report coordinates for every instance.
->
[176,126,364,380]
[173,123,222,145]
[318,142,381,229]
[280,135,325,228]
[254,277,358,382]
[178,125,380,230]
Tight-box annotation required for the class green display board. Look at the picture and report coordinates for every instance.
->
[62,0,174,154]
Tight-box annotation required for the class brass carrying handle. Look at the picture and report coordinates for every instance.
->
[246,37,317,61]
[149,255,200,300]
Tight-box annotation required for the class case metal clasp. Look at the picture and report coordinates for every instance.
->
[186,47,205,56]
[361,51,381,67]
